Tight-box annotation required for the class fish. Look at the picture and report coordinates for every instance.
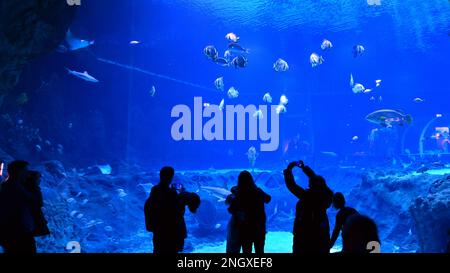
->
[321,39,333,50]
[352,136,359,141]
[231,55,248,68]
[0,162,3,177]
[375,79,382,87]
[225,32,239,43]
[59,30,95,52]
[253,109,263,119]
[214,77,224,91]
[413,97,424,103]
[370,96,376,101]
[275,104,287,114]
[352,83,365,94]
[97,164,112,175]
[227,87,239,99]
[35,145,42,152]
[350,74,354,87]
[353,45,365,58]
[366,109,413,127]
[273,58,289,72]
[227,43,249,54]
[129,40,141,45]
[436,113,443,118]
[117,189,127,198]
[263,92,272,103]
[223,50,233,60]
[214,57,229,67]
[321,151,338,157]
[56,144,64,155]
[149,85,156,97]
[201,186,232,201]
[219,99,225,111]
[246,146,258,168]
[214,223,222,229]
[363,88,373,93]
[310,53,324,67]
[279,95,288,106]
[204,45,219,60]
[66,68,99,83]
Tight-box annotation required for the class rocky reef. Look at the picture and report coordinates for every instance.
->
[0,0,76,94]
[347,170,450,253]
[410,176,450,252]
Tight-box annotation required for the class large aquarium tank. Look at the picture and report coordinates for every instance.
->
[0,0,449,253]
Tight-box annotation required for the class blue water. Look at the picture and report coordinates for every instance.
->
[3,0,450,253]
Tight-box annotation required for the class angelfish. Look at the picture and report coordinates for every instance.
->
[310,53,324,67]
[225,33,239,43]
[253,109,263,120]
[214,77,224,91]
[149,86,156,97]
[66,68,99,83]
[263,92,272,103]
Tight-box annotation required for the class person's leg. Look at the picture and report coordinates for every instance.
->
[226,218,241,254]
[254,232,266,254]
[2,236,36,254]
[241,239,252,254]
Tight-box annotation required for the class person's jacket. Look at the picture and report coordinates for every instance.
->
[283,166,333,236]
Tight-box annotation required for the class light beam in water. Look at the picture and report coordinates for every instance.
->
[96,57,215,92]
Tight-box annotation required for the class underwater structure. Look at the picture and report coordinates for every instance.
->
[0,0,449,253]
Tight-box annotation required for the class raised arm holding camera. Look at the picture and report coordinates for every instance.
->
[284,161,333,253]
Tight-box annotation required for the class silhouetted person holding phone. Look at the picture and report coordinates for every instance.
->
[0,160,39,253]
[226,171,271,254]
[329,192,359,250]
[284,161,333,253]
[144,166,200,253]
[342,214,380,253]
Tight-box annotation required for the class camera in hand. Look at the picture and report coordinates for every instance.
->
[171,182,183,191]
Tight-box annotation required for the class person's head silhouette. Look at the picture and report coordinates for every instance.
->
[309,175,326,190]
[342,214,380,253]
[7,160,29,182]
[238,170,256,192]
[159,166,175,186]
[333,192,346,209]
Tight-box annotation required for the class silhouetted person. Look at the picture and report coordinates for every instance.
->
[342,214,380,253]
[284,161,333,253]
[144,166,200,253]
[226,171,271,254]
[330,192,359,250]
[225,186,240,253]
[0,160,38,253]
[24,171,50,237]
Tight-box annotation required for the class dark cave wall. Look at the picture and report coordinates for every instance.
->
[0,0,76,94]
